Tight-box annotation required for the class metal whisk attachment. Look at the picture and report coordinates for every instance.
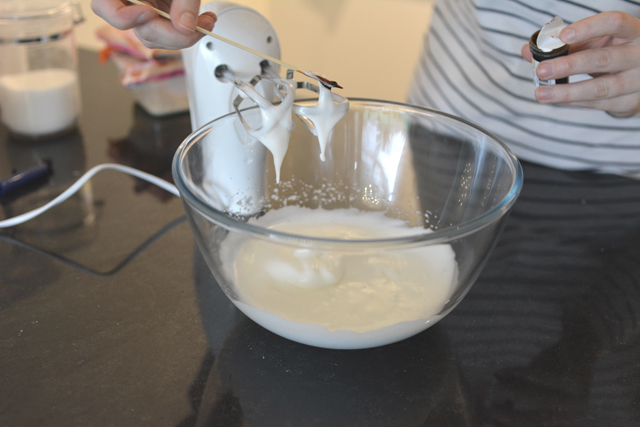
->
[215,62,348,138]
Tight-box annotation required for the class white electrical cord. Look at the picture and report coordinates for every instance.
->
[0,163,180,228]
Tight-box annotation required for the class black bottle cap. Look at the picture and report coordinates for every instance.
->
[529,30,569,61]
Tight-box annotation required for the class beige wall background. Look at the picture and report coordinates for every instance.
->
[75,0,434,102]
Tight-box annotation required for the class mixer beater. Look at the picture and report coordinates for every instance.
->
[218,62,349,169]
[182,2,348,212]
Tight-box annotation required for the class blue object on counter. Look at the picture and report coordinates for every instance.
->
[0,161,52,196]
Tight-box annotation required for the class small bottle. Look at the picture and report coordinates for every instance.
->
[529,29,569,88]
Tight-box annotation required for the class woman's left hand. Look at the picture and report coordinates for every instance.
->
[521,11,640,117]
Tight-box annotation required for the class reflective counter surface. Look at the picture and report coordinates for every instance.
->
[1,50,640,427]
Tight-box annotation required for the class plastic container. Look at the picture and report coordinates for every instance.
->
[0,0,83,139]
[131,74,190,117]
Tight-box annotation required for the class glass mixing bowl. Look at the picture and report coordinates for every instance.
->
[173,99,523,349]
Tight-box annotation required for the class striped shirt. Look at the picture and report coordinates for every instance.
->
[408,0,640,176]
[439,160,640,425]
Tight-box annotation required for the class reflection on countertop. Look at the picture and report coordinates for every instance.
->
[107,105,191,201]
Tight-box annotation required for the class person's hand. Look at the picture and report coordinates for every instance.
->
[521,11,640,117]
[91,0,216,50]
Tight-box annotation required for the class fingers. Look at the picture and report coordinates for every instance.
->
[541,93,640,117]
[197,12,217,32]
[534,73,640,117]
[533,12,640,80]
[534,73,632,103]
[133,11,215,49]
[560,11,640,45]
[537,43,640,79]
[565,35,614,55]
[521,43,532,62]
[169,0,203,35]
[92,0,217,50]
[91,0,157,30]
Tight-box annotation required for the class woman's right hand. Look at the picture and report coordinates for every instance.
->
[521,11,640,117]
[91,0,216,50]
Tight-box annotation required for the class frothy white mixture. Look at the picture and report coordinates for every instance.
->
[220,206,458,348]
[240,79,296,183]
[293,83,349,161]
[240,78,348,182]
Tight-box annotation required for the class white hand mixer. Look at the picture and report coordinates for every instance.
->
[181,1,348,213]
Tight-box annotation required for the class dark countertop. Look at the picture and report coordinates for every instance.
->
[1,50,639,427]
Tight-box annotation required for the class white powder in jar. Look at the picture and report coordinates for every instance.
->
[0,68,80,137]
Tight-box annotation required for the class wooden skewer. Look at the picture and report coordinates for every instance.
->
[127,0,342,89]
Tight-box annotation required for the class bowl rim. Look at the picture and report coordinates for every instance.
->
[172,98,523,249]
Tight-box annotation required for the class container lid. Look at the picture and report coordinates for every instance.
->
[0,0,81,42]
[0,0,75,19]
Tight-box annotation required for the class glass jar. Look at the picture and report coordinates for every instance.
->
[0,0,83,139]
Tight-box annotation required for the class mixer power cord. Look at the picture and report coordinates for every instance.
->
[0,163,180,228]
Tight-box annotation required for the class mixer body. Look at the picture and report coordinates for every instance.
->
[182,2,282,214]
[183,2,281,130]
[181,2,350,214]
